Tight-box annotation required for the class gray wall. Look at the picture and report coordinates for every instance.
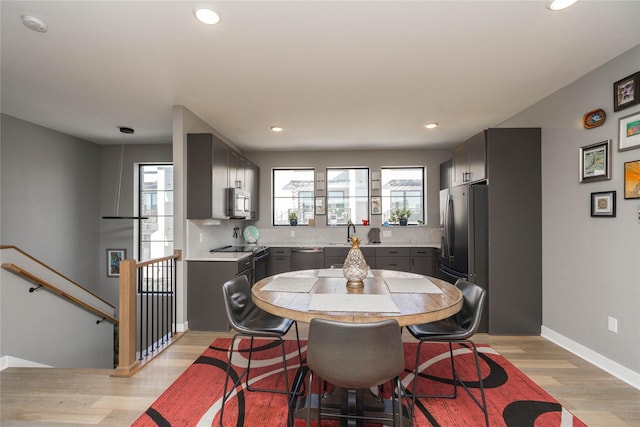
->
[500,44,640,378]
[1,114,100,289]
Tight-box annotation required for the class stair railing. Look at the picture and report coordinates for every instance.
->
[113,249,182,377]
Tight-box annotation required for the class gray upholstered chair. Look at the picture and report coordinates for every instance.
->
[220,275,303,426]
[406,279,488,426]
[305,318,411,426]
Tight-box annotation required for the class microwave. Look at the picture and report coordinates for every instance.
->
[227,188,250,218]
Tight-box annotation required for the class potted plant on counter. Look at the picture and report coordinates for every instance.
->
[390,207,411,226]
[289,211,298,226]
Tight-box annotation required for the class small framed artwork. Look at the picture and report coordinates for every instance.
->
[613,71,640,112]
[580,140,611,183]
[618,111,640,152]
[371,196,382,215]
[590,191,616,217]
[624,160,640,199]
[107,249,126,277]
[315,196,325,215]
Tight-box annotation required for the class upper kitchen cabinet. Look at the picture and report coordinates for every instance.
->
[187,133,230,219]
[452,131,486,186]
[187,133,260,220]
[245,160,259,220]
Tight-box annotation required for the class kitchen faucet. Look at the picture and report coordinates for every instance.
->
[347,221,356,242]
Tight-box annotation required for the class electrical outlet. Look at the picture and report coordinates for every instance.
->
[199,233,204,242]
[290,230,295,237]
[383,230,392,238]
[607,316,618,333]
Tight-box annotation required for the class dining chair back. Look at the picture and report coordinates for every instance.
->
[305,318,411,426]
[220,275,302,426]
[406,279,488,426]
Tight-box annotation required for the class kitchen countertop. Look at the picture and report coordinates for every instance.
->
[187,252,253,262]
[186,242,440,261]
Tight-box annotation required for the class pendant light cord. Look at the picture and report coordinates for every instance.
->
[113,140,125,217]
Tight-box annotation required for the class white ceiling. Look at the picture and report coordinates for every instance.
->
[2,1,640,151]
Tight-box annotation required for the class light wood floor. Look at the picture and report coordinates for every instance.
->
[1,329,639,426]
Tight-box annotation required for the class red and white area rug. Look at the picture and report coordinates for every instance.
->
[133,338,587,426]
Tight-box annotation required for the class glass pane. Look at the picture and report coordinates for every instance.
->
[139,164,173,262]
[381,167,424,224]
[273,169,314,225]
[326,168,369,225]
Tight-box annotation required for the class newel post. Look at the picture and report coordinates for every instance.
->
[112,259,141,377]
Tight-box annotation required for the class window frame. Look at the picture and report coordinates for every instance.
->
[325,167,370,226]
[272,168,316,226]
[380,166,425,225]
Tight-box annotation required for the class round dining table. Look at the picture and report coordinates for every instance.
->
[252,268,463,326]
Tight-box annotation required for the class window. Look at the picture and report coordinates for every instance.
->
[273,169,315,225]
[326,168,369,226]
[380,167,424,224]
[138,164,174,260]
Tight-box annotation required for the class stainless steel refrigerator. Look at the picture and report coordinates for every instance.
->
[438,183,488,332]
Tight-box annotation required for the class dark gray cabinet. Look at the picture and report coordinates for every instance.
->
[268,247,291,275]
[187,133,260,220]
[187,259,251,331]
[375,247,411,272]
[245,160,259,220]
[484,128,541,335]
[187,133,230,219]
[324,246,376,268]
[410,247,436,276]
[452,131,486,186]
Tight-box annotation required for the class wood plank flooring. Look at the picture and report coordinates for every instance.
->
[2,329,639,426]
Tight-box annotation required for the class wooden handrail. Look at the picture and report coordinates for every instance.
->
[1,263,118,324]
[0,245,114,309]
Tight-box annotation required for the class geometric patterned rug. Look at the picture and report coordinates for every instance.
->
[132,338,587,426]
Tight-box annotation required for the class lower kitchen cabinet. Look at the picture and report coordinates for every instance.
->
[410,247,436,276]
[375,247,411,272]
[268,247,291,276]
[324,246,376,268]
[187,259,251,331]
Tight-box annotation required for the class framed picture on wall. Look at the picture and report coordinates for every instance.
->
[107,249,126,277]
[613,71,640,112]
[371,196,382,215]
[618,111,640,151]
[579,140,611,183]
[315,196,325,215]
[624,160,640,199]
[590,191,616,217]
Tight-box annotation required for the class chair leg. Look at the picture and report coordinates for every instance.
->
[220,334,241,426]
[454,341,489,427]
[412,340,457,402]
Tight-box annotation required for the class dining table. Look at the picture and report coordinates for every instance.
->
[251,268,463,426]
[252,268,463,327]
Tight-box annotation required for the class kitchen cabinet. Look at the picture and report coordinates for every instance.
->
[187,133,230,219]
[187,258,252,331]
[268,247,291,276]
[410,247,436,276]
[375,247,411,272]
[187,133,260,220]
[452,131,486,187]
[245,160,259,220]
[323,246,376,269]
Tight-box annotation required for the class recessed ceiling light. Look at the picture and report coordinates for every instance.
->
[547,0,578,11]
[194,8,221,25]
[270,126,284,132]
[22,15,48,33]
[425,123,438,129]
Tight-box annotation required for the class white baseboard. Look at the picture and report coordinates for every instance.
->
[0,355,51,371]
[177,320,188,333]
[541,326,640,390]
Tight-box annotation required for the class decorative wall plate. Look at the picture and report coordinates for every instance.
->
[583,108,606,129]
